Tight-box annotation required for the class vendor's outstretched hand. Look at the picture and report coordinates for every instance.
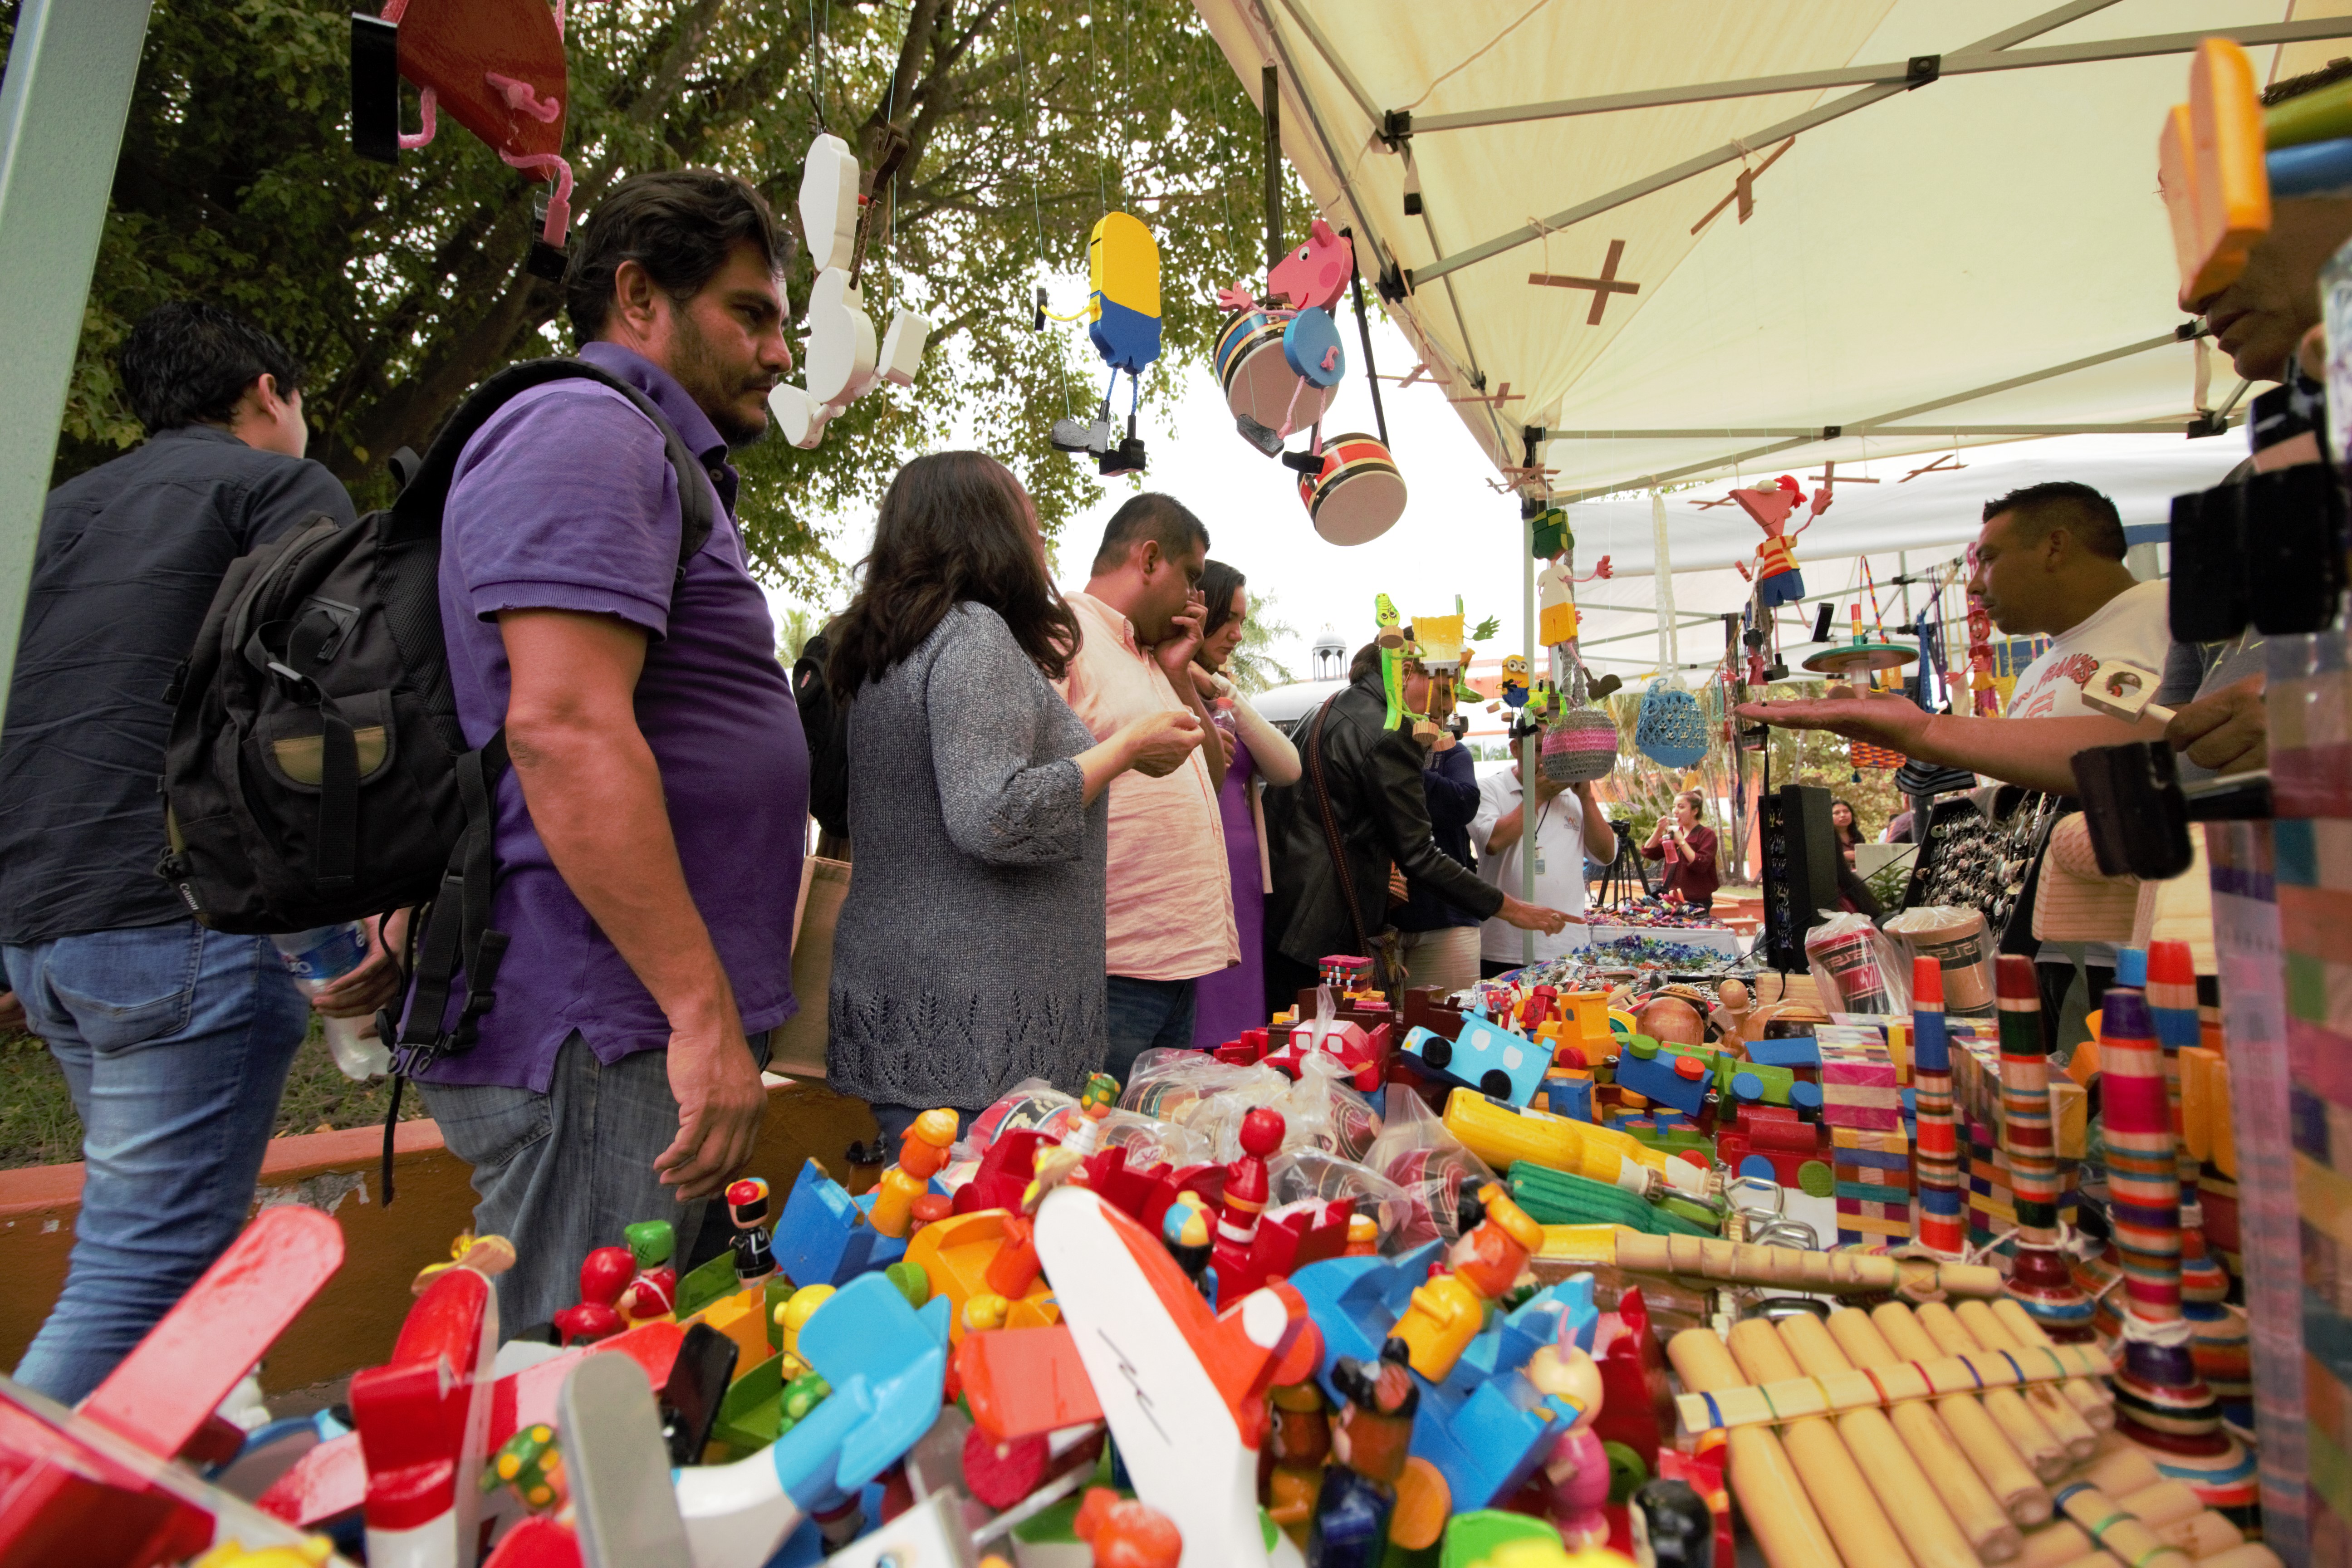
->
[1732,685,1931,753]
[2166,674,2265,777]
[1498,894,1581,934]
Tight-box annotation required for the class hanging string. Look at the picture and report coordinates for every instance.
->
[1083,8,1108,213]
[1010,0,1074,418]
[1397,0,1551,112]
[806,0,826,130]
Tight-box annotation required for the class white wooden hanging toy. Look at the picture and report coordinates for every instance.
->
[766,133,933,450]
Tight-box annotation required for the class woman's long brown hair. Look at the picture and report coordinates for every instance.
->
[827,451,1081,695]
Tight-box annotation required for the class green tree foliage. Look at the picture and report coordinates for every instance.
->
[17,0,1304,595]
[1225,590,1297,696]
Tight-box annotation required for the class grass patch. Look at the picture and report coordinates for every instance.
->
[0,1020,430,1171]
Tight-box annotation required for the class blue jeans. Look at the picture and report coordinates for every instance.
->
[420,1032,768,1335]
[3,921,308,1404]
[1102,975,1199,1087]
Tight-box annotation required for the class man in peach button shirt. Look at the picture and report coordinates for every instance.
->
[1058,494,1238,1082]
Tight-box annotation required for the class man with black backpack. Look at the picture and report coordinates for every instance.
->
[406,169,808,1329]
[0,302,399,1402]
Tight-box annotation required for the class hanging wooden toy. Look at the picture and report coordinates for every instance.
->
[1485,653,1531,716]
[1373,594,1414,731]
[1215,219,1352,458]
[1298,431,1407,546]
[1732,475,1828,609]
[352,0,576,279]
[1806,595,1915,770]
[767,133,932,450]
[1047,211,1161,475]
[1635,489,1708,769]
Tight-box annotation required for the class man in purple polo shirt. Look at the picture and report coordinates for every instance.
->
[415,169,807,1328]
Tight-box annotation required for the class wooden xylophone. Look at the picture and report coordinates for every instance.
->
[1610,1232,2005,1300]
[1666,1298,2278,1567]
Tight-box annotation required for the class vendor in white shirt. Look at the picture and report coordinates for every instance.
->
[1471,726,1615,972]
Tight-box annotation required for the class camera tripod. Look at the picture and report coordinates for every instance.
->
[1590,819,1654,911]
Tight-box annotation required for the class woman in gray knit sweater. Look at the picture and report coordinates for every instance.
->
[824,452,1205,1139]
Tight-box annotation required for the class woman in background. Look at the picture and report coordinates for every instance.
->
[1189,561,1301,1047]
[1641,790,1720,915]
[827,452,1202,1141]
[1830,797,1864,867]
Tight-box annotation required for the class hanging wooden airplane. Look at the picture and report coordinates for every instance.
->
[768,133,933,450]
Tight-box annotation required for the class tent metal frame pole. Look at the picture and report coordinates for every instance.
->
[1252,0,1515,463]
[1408,15,2352,134]
[1537,418,2243,439]
[1409,0,2124,287]
[1553,328,2197,501]
[1520,505,1535,967]
[0,0,154,726]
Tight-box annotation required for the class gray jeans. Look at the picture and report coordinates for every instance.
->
[420,1031,768,1334]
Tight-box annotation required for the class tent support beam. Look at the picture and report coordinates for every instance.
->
[1410,0,2124,288]
[1408,15,2352,135]
[1538,419,2244,439]
[1553,328,2200,501]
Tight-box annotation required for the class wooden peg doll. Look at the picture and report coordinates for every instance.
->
[1065,1072,1122,1156]
[1525,1334,1610,1549]
[872,1107,960,1239]
[1266,1378,1334,1547]
[725,1177,778,1284]
[553,1245,635,1345]
[1217,1106,1287,1256]
[1308,1338,1420,1568]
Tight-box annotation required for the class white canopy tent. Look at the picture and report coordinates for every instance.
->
[1190,0,2352,503]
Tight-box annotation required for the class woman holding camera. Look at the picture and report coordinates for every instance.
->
[1642,790,1720,914]
[825,452,1203,1141]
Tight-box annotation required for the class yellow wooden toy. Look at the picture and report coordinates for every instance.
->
[2158,39,2269,302]
[773,1282,835,1379]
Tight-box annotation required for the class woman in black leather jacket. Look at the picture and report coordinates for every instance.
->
[1261,643,1573,1013]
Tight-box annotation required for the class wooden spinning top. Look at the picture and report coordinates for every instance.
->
[1803,603,1919,676]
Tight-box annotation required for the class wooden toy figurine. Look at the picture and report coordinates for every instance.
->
[1074,1486,1185,1568]
[554,1245,635,1345]
[1266,1378,1333,1547]
[616,1220,679,1324]
[774,1283,835,1380]
[1213,218,1353,458]
[1308,1339,1420,1568]
[725,1177,778,1284]
[1064,1072,1122,1156]
[1730,475,1826,610]
[1486,653,1531,715]
[872,1108,960,1240]
[410,1231,516,1295]
[1389,1183,1543,1381]
[1216,1106,1286,1259]
[480,1422,566,1515]
[1049,212,1162,475]
[766,132,931,450]
[1524,1333,1611,1550]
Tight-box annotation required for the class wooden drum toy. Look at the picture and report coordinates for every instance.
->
[1297,432,1406,545]
[1213,309,1337,440]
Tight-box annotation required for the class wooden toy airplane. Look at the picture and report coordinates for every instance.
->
[768,134,932,449]
[672,1271,951,1568]
[1032,1185,1314,1568]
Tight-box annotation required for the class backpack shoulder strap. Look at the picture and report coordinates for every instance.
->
[390,357,715,572]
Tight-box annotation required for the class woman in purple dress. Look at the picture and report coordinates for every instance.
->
[1187,561,1301,1047]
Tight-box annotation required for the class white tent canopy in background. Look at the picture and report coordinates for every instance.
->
[1189,0,2352,506]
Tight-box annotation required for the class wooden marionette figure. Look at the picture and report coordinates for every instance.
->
[1524,1328,1611,1550]
[1372,594,1415,732]
[725,1176,778,1285]
[1486,652,1531,715]
[1265,1377,1333,1547]
[1307,1339,1420,1568]
[1730,475,1826,609]
[1215,219,1355,457]
[872,1107,960,1239]
[1390,1183,1543,1381]
[1536,524,1612,651]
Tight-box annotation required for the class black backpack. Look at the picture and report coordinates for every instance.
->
[158,358,714,1089]
[792,624,850,843]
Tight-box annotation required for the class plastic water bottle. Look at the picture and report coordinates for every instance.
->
[272,923,392,1080]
